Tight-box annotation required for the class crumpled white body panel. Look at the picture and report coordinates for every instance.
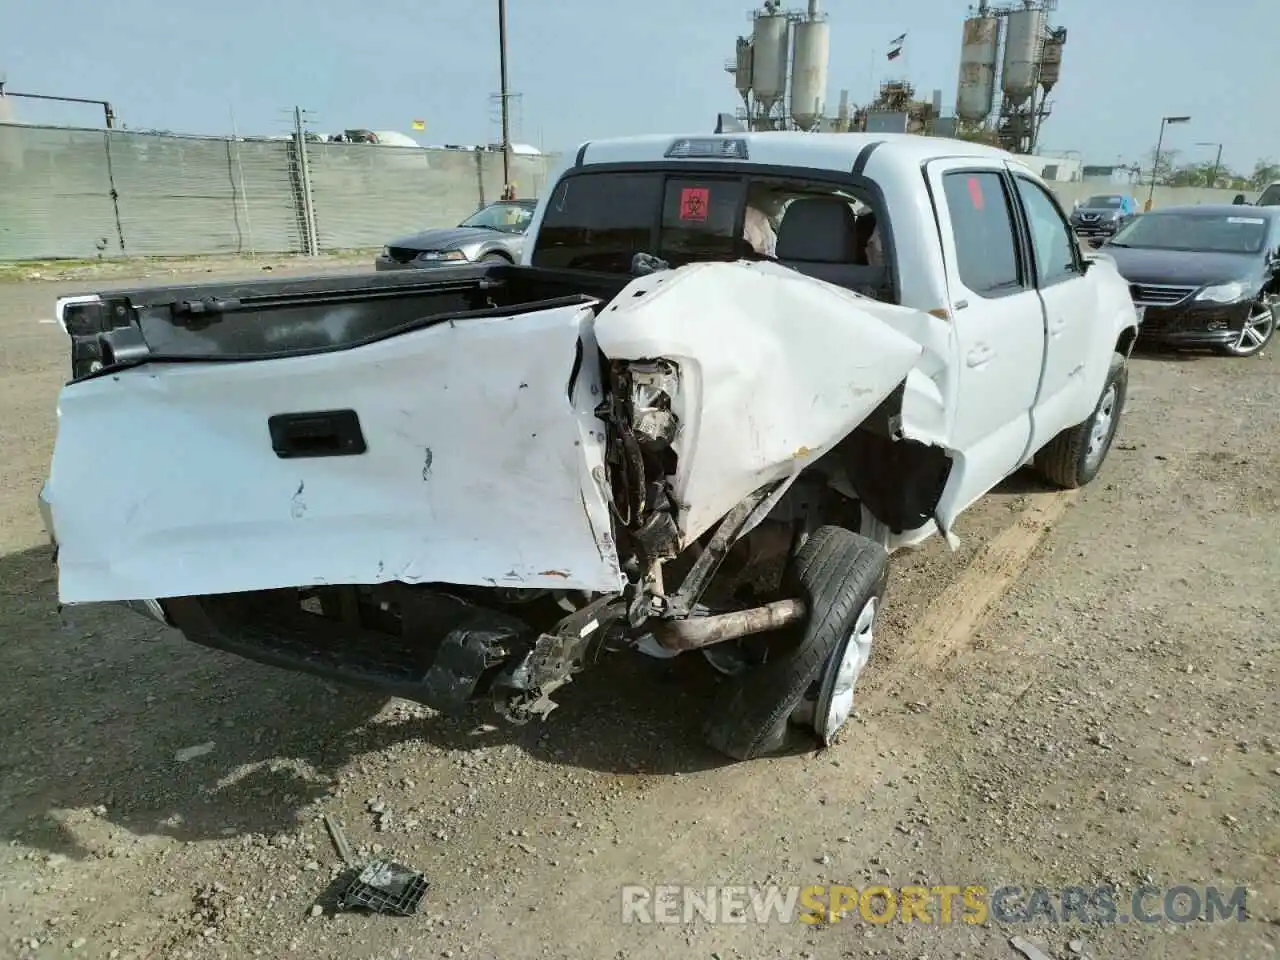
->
[47,301,623,603]
[47,262,936,605]
[594,261,925,544]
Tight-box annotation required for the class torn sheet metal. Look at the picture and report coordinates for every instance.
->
[46,301,623,603]
[594,261,926,544]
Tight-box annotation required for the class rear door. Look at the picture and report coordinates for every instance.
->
[1009,169,1101,448]
[924,160,1046,524]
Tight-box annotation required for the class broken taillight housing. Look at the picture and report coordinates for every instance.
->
[624,360,679,446]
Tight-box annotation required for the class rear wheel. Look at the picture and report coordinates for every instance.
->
[1035,351,1128,489]
[702,526,888,761]
[1216,298,1275,358]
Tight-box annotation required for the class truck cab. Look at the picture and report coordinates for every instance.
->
[522,132,1140,541]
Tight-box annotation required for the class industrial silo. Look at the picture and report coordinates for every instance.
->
[1038,31,1065,93]
[750,6,790,114]
[789,0,830,129]
[1002,6,1046,105]
[955,12,1000,123]
[734,36,755,104]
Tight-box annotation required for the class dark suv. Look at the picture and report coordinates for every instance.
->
[1070,193,1138,245]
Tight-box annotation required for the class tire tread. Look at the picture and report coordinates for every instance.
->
[702,526,888,761]
[1036,352,1127,489]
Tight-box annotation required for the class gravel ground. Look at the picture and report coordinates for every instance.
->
[0,262,1276,960]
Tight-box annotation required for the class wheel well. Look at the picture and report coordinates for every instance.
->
[780,382,952,537]
[1116,326,1138,357]
[481,250,514,262]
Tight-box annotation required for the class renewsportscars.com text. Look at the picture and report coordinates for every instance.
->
[620,884,1248,926]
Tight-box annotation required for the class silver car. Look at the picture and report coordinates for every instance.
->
[375,199,537,270]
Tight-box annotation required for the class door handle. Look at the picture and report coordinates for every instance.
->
[268,409,367,459]
[966,345,995,368]
[1048,316,1067,335]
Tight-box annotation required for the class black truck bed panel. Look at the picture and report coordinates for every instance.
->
[58,263,631,381]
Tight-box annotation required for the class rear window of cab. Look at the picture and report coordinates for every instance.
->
[531,173,747,272]
[530,170,878,274]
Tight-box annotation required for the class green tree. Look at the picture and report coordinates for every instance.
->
[1144,147,1182,185]
[1169,161,1239,188]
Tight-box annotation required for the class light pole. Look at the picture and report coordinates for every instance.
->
[497,0,512,197]
[1196,141,1223,188]
[1147,115,1191,210]
[0,82,116,128]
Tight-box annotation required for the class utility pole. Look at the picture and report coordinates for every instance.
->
[497,0,512,196]
[294,106,319,256]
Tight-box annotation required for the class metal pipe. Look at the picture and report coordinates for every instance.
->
[0,87,116,128]
[651,598,807,651]
[497,0,512,193]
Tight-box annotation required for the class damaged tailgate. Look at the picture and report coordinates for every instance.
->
[46,299,622,604]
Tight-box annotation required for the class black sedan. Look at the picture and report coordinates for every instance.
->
[1099,205,1279,357]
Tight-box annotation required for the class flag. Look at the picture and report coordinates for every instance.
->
[887,47,902,60]
[890,32,907,45]
[411,119,426,131]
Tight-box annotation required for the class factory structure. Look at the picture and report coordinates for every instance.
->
[725,0,837,132]
[723,0,1068,157]
[956,0,1066,155]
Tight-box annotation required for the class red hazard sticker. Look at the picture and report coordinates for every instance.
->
[967,176,984,210]
[679,187,710,222]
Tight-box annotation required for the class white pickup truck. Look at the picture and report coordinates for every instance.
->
[40,133,1140,761]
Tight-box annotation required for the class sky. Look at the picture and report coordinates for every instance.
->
[1,0,1273,174]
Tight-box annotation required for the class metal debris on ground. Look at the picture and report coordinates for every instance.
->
[1009,937,1056,960]
[173,742,215,762]
[323,813,357,867]
[339,860,429,916]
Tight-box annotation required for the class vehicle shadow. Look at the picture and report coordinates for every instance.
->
[992,467,1060,496]
[1132,341,1205,363]
[0,545,736,861]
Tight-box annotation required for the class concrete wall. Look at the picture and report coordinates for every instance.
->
[1050,182,1257,210]
[0,121,1262,261]
[0,122,558,261]
[306,141,553,252]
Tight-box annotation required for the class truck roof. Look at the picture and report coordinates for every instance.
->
[573,132,1017,175]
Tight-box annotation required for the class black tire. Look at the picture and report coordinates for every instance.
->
[1035,351,1128,489]
[702,526,889,762]
[1214,297,1275,358]
[478,252,511,263]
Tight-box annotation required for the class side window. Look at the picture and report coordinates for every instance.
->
[1014,177,1080,286]
[941,171,1022,297]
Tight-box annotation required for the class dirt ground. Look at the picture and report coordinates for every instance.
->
[0,262,1276,960]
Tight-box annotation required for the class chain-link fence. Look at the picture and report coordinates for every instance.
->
[0,122,559,262]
